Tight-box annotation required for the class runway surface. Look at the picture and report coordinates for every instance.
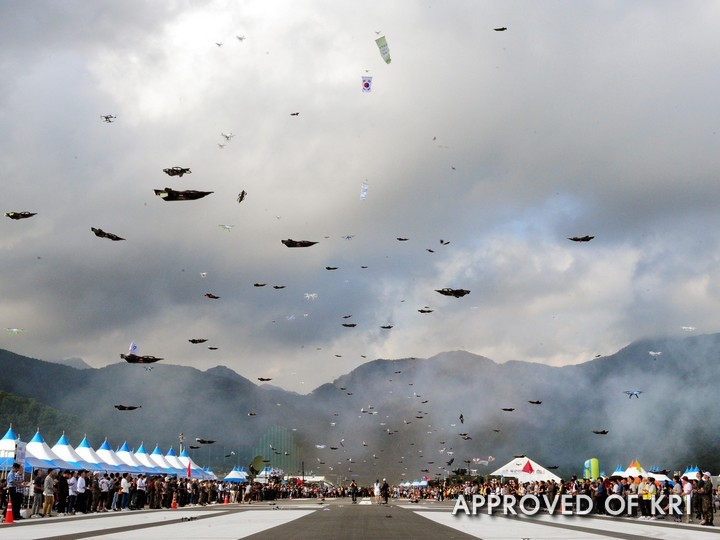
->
[2,498,719,539]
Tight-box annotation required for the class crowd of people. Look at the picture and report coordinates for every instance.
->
[2,463,718,527]
[1,464,275,520]
[399,473,718,525]
[1,463,387,521]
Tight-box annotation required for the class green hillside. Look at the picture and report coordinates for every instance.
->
[0,390,102,446]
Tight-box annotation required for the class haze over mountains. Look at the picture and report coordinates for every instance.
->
[1,333,718,482]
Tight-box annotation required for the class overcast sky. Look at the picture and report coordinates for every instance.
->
[2,0,720,392]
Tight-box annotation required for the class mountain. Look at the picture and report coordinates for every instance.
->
[0,334,719,482]
[51,357,93,370]
[0,390,100,445]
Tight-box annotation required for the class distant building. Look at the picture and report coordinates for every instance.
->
[251,426,300,474]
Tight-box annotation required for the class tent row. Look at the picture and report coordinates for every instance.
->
[0,427,215,479]
[609,460,711,483]
[489,457,712,484]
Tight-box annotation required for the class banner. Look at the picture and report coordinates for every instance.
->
[375,36,391,64]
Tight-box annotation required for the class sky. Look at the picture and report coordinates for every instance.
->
[2,0,720,393]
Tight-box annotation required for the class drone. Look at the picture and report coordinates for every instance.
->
[100,114,116,123]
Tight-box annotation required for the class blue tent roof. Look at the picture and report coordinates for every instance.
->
[1,427,18,441]
[56,433,70,446]
[99,440,113,451]
[77,436,92,448]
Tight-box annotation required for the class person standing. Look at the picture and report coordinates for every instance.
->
[31,469,44,517]
[373,479,381,504]
[381,479,389,504]
[109,474,120,511]
[67,471,78,514]
[75,470,87,514]
[41,469,57,517]
[120,473,130,511]
[56,470,69,515]
[99,474,109,511]
[700,472,714,526]
[671,475,683,522]
[636,477,649,518]
[592,478,606,514]
[7,463,24,520]
[349,479,358,504]
[90,473,101,512]
[644,478,656,518]
[682,476,694,523]
[136,475,147,509]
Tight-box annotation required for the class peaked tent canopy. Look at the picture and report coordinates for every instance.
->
[116,442,158,474]
[51,434,104,472]
[623,460,648,479]
[202,466,217,480]
[164,447,186,471]
[0,426,57,472]
[134,443,171,475]
[490,457,561,483]
[149,444,182,475]
[96,439,140,473]
[178,448,207,479]
[75,437,123,473]
[223,466,248,483]
[26,430,76,470]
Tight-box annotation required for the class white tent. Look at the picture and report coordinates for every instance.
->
[26,430,76,470]
[223,466,248,482]
[0,427,55,471]
[51,434,104,472]
[116,442,157,474]
[96,439,139,473]
[164,447,186,471]
[148,444,180,475]
[255,466,273,483]
[75,437,123,473]
[490,457,561,483]
[177,448,206,479]
[134,443,171,475]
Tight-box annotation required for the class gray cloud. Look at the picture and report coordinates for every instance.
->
[2,1,720,391]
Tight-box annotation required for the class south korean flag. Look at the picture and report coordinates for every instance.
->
[362,76,373,93]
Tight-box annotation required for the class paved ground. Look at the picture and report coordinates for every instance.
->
[2,498,719,540]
